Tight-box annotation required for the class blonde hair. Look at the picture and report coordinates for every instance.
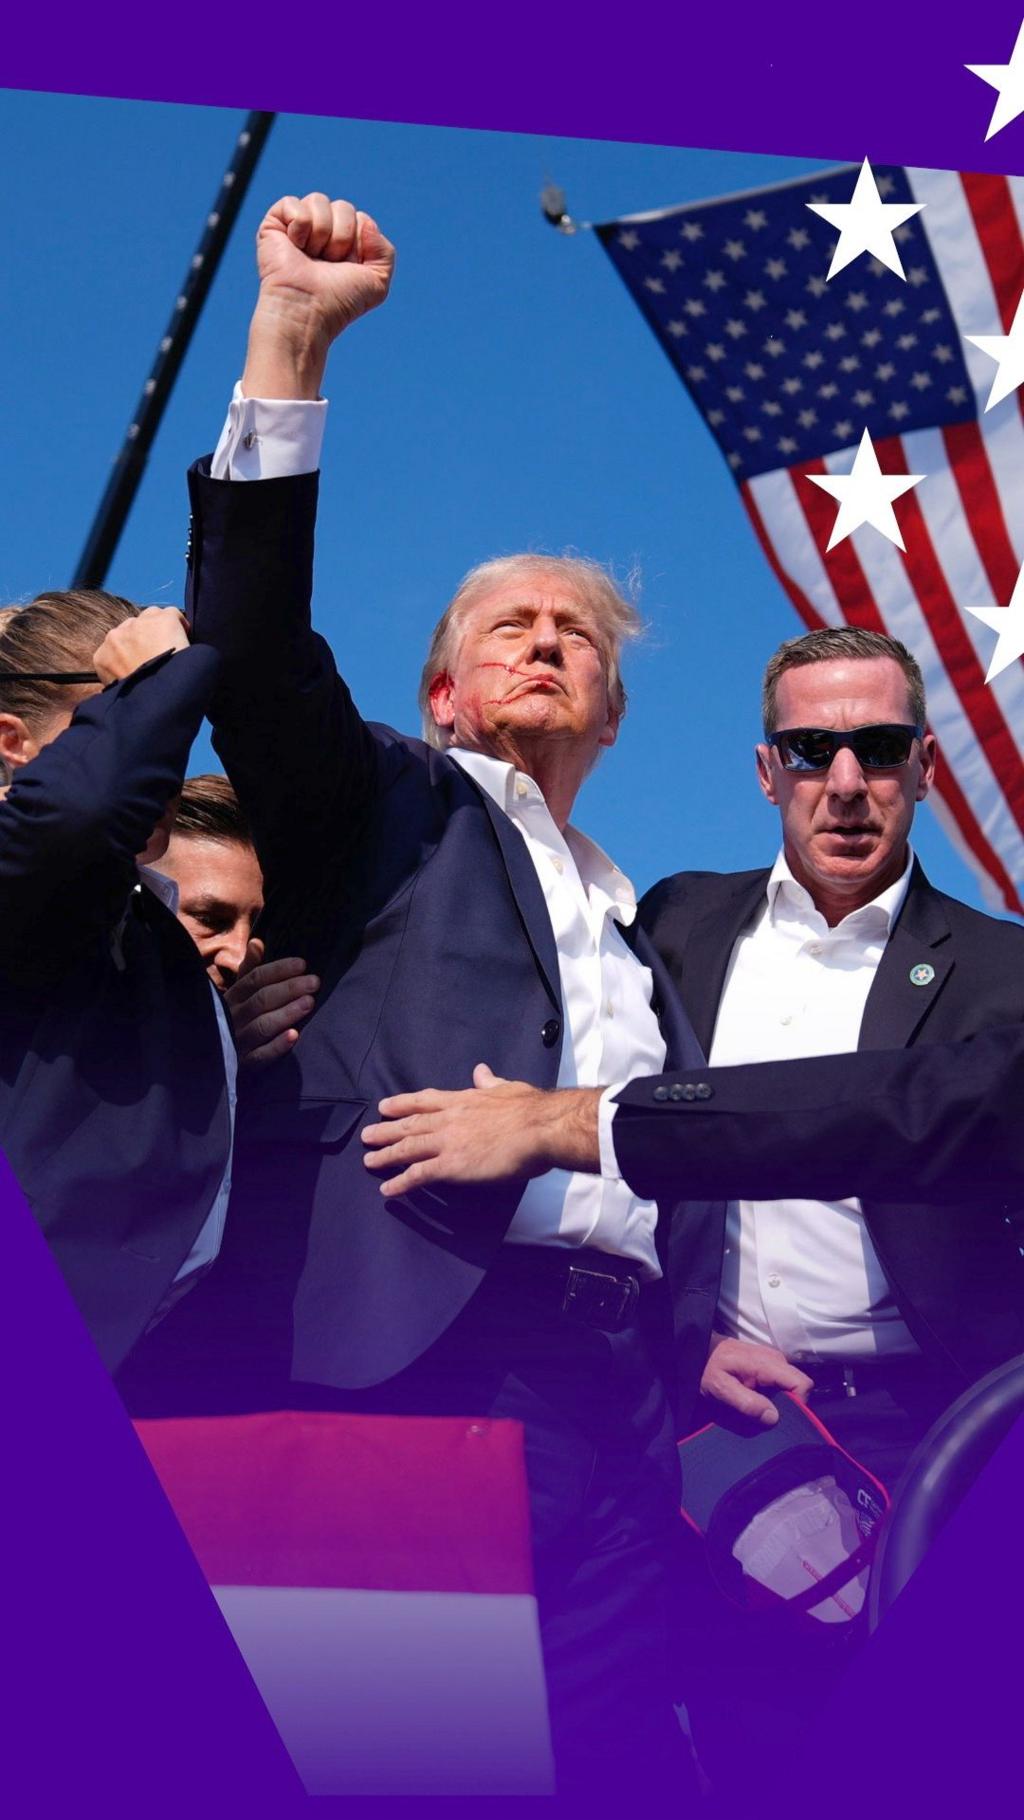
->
[0,589,139,729]
[417,553,643,749]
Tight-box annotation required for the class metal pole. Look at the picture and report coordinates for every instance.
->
[73,110,276,587]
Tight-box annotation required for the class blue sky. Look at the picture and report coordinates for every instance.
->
[1,88,991,911]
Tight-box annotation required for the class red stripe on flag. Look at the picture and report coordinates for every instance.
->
[960,173,1024,331]
[741,482,827,632]
[876,434,1024,828]
[789,460,1024,912]
[791,462,895,634]
[942,420,1022,605]
[137,1411,536,1594]
[930,736,1024,915]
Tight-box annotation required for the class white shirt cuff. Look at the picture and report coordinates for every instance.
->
[597,1082,627,1182]
[210,381,328,480]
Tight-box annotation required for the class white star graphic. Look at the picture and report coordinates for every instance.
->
[965,291,1024,408]
[806,428,925,550]
[806,160,925,280]
[966,20,1024,140]
[966,563,1024,680]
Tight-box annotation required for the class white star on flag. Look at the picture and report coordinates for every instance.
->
[964,291,1024,408]
[806,160,925,280]
[966,19,1024,141]
[806,428,925,550]
[966,564,1024,681]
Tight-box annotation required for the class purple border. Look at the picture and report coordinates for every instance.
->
[5,3,1024,175]
[3,3,1023,1805]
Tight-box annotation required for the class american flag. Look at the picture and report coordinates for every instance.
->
[597,167,1024,917]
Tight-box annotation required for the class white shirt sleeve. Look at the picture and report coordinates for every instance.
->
[597,1082,627,1182]
[210,381,328,480]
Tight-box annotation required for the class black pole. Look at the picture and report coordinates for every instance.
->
[73,110,276,588]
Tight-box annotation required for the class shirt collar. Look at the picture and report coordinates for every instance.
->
[765,844,914,935]
[137,863,179,915]
[448,746,638,924]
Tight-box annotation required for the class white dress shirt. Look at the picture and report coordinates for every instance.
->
[211,390,666,1275]
[450,750,666,1276]
[710,849,920,1360]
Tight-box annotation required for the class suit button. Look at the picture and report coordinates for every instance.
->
[653,1085,670,1101]
[669,1083,685,1101]
[695,1083,713,1100]
[541,1017,561,1048]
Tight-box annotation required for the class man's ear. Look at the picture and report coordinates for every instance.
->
[0,713,39,773]
[755,742,779,805]
[597,699,622,751]
[427,671,456,734]
[916,731,937,801]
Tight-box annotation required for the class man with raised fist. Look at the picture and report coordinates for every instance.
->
[179,190,743,1799]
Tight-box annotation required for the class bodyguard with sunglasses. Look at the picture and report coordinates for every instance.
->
[638,625,1024,1475]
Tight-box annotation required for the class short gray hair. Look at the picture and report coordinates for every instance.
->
[762,626,927,734]
[418,553,643,749]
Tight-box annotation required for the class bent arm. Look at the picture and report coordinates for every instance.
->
[0,644,220,952]
[611,1026,1024,1205]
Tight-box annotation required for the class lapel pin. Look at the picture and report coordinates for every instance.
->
[909,963,935,987]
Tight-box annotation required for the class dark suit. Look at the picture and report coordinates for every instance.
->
[183,464,717,1405]
[636,861,1024,1395]
[0,647,230,1373]
[634,859,1024,1796]
[181,462,713,1796]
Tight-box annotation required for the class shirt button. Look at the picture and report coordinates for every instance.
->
[605,1001,615,1017]
[515,779,529,799]
[807,943,823,956]
[243,429,258,449]
[550,855,564,873]
[767,1274,782,1288]
[780,1013,793,1026]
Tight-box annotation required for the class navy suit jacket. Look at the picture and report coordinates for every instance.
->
[183,463,720,1405]
[630,862,1024,1385]
[0,646,230,1371]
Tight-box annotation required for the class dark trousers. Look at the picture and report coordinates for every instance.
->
[679,1362,963,1807]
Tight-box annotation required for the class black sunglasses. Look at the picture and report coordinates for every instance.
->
[767,724,924,772]
[0,670,99,682]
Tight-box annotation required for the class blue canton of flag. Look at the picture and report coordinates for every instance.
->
[596,165,1024,916]
[598,168,975,481]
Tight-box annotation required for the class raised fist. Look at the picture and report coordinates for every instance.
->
[241,192,395,398]
[255,192,395,342]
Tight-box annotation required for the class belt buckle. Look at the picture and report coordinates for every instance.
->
[562,1265,638,1331]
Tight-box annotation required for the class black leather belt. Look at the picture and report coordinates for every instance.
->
[489,1245,646,1332]
[796,1354,954,1401]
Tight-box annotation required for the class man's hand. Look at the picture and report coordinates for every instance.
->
[361,1065,602,1197]
[93,607,189,683]
[225,938,320,1066]
[700,1333,814,1428]
[242,192,396,400]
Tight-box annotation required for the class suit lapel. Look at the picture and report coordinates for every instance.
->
[471,783,562,1015]
[859,862,954,1050]
[625,921,707,1068]
[676,873,769,1054]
